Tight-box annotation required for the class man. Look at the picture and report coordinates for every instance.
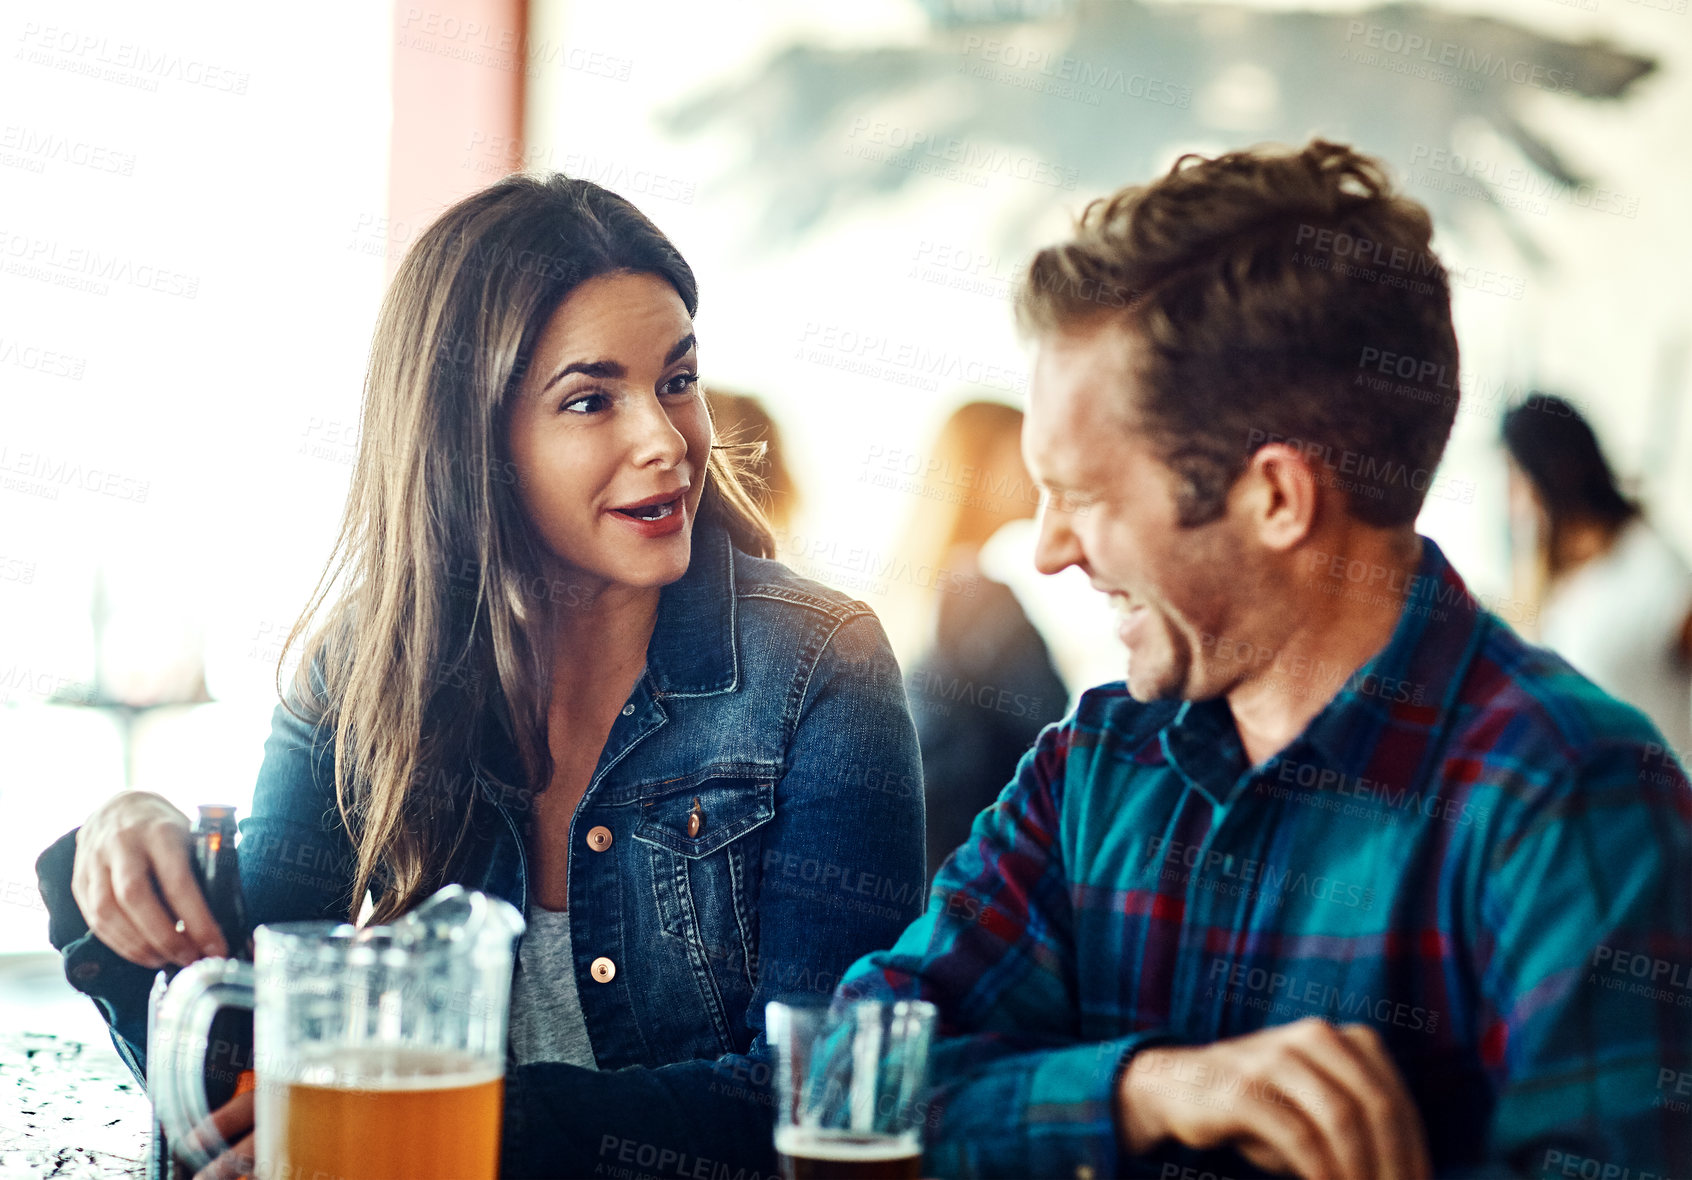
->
[839,140,1692,1179]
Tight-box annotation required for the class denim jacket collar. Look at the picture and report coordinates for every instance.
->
[483,519,741,750]
[646,519,740,698]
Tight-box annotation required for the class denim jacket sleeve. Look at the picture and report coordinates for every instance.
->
[36,825,156,1084]
[237,692,361,930]
[502,610,927,1179]
[33,687,357,1087]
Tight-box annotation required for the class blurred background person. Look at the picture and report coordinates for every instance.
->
[1504,394,1692,756]
[706,389,800,536]
[894,401,1069,882]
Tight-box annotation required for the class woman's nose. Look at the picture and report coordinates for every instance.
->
[628,395,688,468]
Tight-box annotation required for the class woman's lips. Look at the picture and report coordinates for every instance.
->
[608,494,687,537]
[610,483,689,514]
[612,497,679,521]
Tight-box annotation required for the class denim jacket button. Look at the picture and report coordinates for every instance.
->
[620,704,634,716]
[586,825,613,852]
[687,798,704,839]
[590,956,616,983]
[70,960,100,983]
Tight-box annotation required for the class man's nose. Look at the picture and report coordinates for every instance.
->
[1032,503,1083,575]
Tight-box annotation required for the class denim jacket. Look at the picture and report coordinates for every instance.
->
[36,520,926,1176]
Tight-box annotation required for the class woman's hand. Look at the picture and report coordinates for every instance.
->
[189,1089,257,1180]
[71,790,227,968]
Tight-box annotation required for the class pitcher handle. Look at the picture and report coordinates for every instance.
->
[150,957,255,1171]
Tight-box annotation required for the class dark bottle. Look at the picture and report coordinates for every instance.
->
[188,804,250,961]
[148,804,255,1180]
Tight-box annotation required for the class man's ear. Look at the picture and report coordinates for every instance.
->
[1238,442,1318,551]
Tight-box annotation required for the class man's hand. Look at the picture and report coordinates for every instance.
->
[1116,1018,1431,1180]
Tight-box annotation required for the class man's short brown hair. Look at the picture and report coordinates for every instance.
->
[1016,139,1460,528]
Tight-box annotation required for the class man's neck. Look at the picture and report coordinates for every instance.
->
[1226,532,1423,768]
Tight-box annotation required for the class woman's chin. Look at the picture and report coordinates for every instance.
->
[616,543,694,589]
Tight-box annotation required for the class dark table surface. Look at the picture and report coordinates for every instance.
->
[1,952,149,1179]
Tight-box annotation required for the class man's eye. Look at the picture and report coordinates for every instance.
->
[663,373,699,396]
[561,392,610,414]
[1041,487,1089,513]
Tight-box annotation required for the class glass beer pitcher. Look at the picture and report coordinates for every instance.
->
[150,884,525,1180]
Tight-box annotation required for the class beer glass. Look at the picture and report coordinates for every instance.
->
[150,884,524,1179]
[765,998,938,1180]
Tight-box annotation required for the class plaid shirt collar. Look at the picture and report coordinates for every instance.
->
[1150,535,1491,803]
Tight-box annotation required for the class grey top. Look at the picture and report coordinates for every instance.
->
[508,906,598,1069]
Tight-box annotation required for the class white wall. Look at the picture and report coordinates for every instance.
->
[0,1,391,951]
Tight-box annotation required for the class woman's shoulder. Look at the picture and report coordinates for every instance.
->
[1619,518,1692,584]
[729,546,877,628]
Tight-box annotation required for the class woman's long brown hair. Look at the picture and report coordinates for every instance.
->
[278,174,773,924]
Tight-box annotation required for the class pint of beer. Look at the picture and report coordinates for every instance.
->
[766,999,937,1180]
[258,1046,503,1180]
[774,1127,921,1180]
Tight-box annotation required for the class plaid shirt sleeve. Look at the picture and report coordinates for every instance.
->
[1477,734,1692,1178]
[839,722,1168,1180]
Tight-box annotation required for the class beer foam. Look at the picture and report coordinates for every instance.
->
[289,1045,502,1090]
[774,1127,919,1161]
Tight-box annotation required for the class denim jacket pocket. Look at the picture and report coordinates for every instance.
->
[632,775,775,859]
[631,775,775,1051]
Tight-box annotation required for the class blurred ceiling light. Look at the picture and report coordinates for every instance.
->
[1195,61,1281,131]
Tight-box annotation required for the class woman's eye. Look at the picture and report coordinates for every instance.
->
[663,372,700,397]
[561,391,610,415]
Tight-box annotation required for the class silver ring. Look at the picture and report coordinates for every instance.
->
[174,919,187,935]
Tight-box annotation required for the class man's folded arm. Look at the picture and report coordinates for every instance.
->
[838,724,1173,1179]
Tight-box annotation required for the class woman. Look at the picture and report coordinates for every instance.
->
[38,175,925,1176]
[891,401,1068,882]
[1503,393,1692,755]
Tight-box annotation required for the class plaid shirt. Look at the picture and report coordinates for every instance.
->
[840,536,1692,1179]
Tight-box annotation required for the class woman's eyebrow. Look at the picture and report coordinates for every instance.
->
[664,332,697,365]
[540,332,697,394]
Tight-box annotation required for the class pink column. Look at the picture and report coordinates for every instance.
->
[388,0,528,274]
